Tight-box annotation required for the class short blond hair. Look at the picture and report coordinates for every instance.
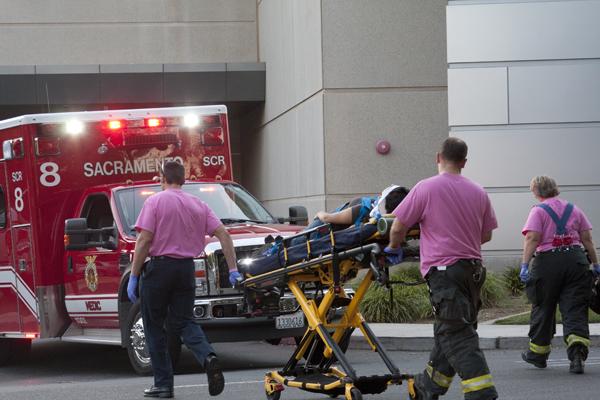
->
[530,175,560,199]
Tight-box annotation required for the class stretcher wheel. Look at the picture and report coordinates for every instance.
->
[264,376,283,400]
[407,378,418,400]
[265,391,281,400]
[349,387,362,400]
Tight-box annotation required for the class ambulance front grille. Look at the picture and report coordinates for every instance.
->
[215,244,264,288]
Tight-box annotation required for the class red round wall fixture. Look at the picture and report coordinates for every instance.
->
[376,139,390,155]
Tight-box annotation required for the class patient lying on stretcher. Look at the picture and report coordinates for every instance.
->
[238,185,412,278]
[291,185,410,246]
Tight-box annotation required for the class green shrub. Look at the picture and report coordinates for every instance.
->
[481,271,505,308]
[360,268,431,323]
[358,267,507,323]
[393,264,423,281]
[502,266,525,296]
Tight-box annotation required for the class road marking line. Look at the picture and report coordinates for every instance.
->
[175,380,263,389]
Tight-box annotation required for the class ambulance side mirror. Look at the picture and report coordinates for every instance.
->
[65,218,117,250]
[288,206,308,226]
[65,218,92,250]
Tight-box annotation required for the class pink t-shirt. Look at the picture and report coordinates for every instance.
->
[392,172,497,277]
[522,197,592,252]
[135,188,222,258]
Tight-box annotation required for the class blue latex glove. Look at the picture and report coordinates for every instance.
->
[384,246,403,265]
[592,263,600,277]
[229,270,242,287]
[127,275,139,303]
[519,262,529,283]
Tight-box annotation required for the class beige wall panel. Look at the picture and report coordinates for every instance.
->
[258,0,323,122]
[0,0,256,23]
[454,126,600,188]
[447,0,600,63]
[509,63,600,124]
[241,93,325,205]
[448,67,508,126]
[0,23,257,65]
[324,90,447,196]
[322,0,447,88]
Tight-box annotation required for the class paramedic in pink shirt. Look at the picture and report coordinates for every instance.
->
[519,175,599,374]
[127,161,237,398]
[387,137,498,400]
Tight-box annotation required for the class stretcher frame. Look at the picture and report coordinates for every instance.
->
[242,224,416,400]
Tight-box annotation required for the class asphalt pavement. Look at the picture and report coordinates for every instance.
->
[1,340,599,400]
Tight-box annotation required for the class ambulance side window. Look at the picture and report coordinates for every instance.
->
[81,195,115,241]
[0,186,5,229]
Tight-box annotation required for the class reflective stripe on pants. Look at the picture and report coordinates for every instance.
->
[461,374,495,394]
[566,334,590,348]
[426,364,453,388]
[529,341,551,355]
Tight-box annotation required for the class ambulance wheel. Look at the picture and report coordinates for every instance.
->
[125,301,182,375]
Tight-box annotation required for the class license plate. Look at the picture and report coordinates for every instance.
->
[275,311,304,330]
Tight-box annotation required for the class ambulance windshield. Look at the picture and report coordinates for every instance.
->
[115,183,277,235]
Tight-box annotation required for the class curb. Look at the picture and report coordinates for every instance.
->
[349,335,600,351]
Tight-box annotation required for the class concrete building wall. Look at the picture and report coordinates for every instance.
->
[447,0,600,264]
[248,0,448,219]
[323,90,447,209]
[244,0,326,218]
[321,0,448,210]
[0,0,257,65]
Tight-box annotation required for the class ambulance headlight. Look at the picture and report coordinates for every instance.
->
[239,258,254,266]
[65,120,84,135]
[183,114,200,128]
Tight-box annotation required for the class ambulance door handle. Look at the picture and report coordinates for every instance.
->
[18,259,27,272]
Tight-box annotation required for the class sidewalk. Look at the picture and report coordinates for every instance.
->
[349,323,600,351]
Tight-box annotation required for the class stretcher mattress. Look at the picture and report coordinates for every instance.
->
[239,223,378,277]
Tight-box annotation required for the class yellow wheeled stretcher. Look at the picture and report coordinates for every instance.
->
[241,219,419,400]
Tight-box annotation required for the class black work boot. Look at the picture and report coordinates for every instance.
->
[205,354,225,396]
[569,349,585,374]
[521,351,547,368]
[143,386,174,398]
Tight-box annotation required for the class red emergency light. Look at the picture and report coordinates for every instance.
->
[145,118,164,128]
[107,120,123,130]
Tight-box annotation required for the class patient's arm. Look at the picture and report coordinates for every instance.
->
[315,207,354,225]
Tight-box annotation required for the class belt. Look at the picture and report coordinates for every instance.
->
[430,259,482,272]
[150,255,193,261]
[535,245,583,255]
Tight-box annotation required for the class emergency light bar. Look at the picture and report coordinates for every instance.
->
[12,109,227,153]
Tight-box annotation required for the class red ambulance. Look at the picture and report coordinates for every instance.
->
[0,105,308,374]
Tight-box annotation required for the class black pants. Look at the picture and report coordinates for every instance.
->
[141,257,215,388]
[421,260,497,400]
[526,247,591,361]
